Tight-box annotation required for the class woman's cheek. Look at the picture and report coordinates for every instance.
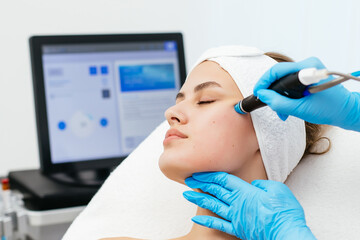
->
[187,131,235,171]
[204,113,252,171]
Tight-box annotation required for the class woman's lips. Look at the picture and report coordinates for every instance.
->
[163,128,188,145]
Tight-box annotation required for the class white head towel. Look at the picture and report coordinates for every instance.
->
[192,45,306,182]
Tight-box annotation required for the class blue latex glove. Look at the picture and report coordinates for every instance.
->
[184,172,316,240]
[238,57,360,132]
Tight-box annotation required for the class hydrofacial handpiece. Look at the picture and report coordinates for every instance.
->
[235,68,360,114]
[235,68,329,114]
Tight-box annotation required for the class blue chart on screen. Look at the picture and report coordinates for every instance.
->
[119,64,176,92]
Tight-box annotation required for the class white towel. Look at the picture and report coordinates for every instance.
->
[192,45,306,182]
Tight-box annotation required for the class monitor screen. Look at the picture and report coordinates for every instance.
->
[30,33,186,174]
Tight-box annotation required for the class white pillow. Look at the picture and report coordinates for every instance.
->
[63,121,196,240]
[286,127,360,239]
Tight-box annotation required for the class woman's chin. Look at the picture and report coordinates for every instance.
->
[159,166,187,185]
[158,159,190,185]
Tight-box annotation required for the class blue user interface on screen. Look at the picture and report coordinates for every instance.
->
[119,64,176,92]
[42,41,181,164]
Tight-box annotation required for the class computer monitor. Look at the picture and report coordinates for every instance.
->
[29,33,186,186]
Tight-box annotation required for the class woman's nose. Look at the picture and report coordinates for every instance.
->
[165,104,187,125]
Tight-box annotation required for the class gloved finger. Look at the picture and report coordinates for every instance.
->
[256,89,299,115]
[253,57,326,95]
[192,172,255,192]
[185,177,232,205]
[253,62,299,94]
[277,112,289,121]
[192,215,236,237]
[183,191,231,220]
[254,89,291,120]
[252,179,292,195]
[296,56,326,70]
[251,179,275,191]
[185,176,204,189]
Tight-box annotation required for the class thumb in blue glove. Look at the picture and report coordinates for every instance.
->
[184,172,316,240]
[245,57,360,131]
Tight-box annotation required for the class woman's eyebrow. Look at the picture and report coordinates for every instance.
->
[194,81,222,92]
[175,81,222,100]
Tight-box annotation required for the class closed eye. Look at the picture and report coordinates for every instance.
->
[198,100,215,105]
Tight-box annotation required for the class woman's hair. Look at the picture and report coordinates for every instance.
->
[264,52,331,157]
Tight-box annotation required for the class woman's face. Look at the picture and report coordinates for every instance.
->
[159,61,261,184]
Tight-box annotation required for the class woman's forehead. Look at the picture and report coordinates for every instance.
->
[182,61,239,93]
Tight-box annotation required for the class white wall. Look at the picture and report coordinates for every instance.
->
[1,0,360,176]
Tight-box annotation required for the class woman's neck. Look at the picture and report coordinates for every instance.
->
[181,205,240,240]
[180,151,266,240]
[188,207,239,240]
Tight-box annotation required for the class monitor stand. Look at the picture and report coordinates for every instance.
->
[48,168,111,187]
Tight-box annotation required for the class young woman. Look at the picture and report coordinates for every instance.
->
[102,47,328,240]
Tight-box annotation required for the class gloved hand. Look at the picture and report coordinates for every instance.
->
[183,172,316,240]
[238,57,360,132]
